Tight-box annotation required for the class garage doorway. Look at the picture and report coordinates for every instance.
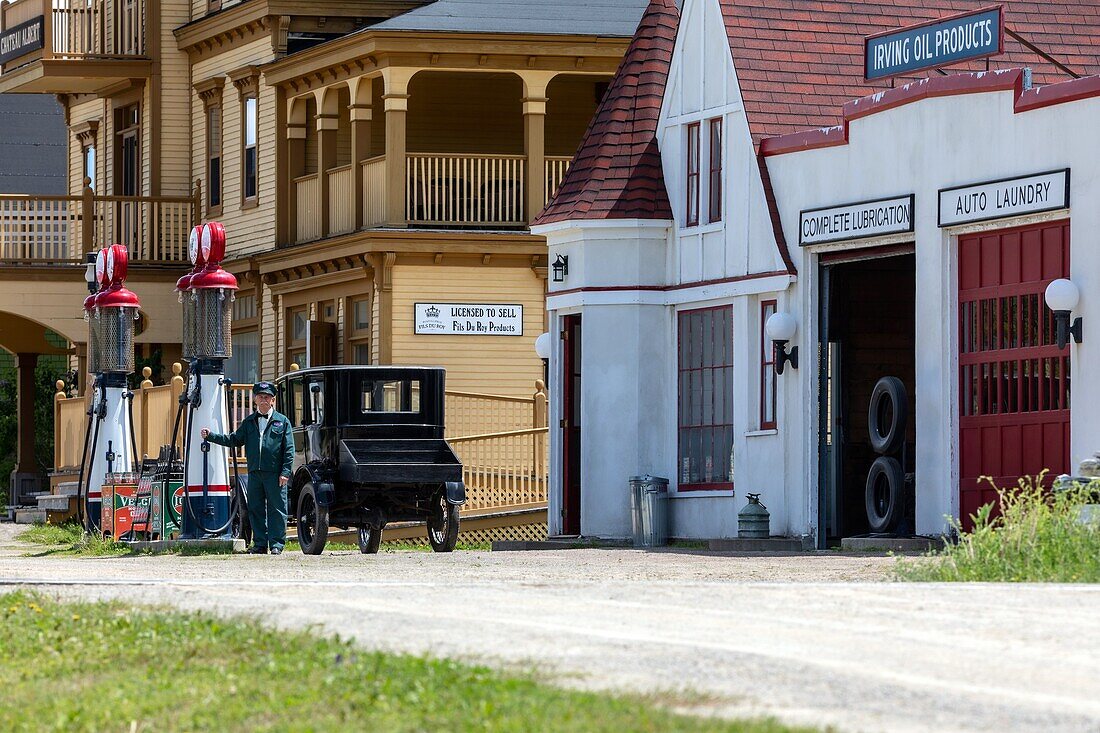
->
[957,221,1070,530]
[818,249,916,546]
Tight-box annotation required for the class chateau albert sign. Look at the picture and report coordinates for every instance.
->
[865,6,1004,81]
[415,303,523,336]
[0,16,44,65]
[799,194,914,246]
[938,169,1070,227]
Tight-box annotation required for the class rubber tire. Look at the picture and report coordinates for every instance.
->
[358,524,382,554]
[297,482,329,555]
[868,377,908,455]
[865,456,905,533]
[230,478,252,544]
[427,493,460,553]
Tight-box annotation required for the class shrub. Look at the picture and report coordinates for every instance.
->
[897,472,1100,582]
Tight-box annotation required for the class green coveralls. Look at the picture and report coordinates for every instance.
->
[207,410,295,550]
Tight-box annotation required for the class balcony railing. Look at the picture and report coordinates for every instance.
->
[406,153,526,227]
[545,156,572,205]
[0,185,197,264]
[290,153,578,244]
[1,0,145,63]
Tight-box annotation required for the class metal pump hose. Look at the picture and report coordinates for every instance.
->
[77,379,107,533]
[180,371,235,537]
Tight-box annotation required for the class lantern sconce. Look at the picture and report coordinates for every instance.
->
[552,254,569,283]
[84,251,98,294]
[765,311,799,375]
[1045,278,1083,350]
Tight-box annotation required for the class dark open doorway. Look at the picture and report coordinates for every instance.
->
[560,314,582,536]
[819,250,916,546]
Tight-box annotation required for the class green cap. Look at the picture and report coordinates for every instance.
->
[252,381,276,396]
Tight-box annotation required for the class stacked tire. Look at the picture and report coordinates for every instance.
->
[865,377,909,534]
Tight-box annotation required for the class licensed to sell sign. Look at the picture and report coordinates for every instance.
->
[865,6,1003,81]
[799,194,914,246]
[938,169,1069,227]
[415,303,523,336]
[0,16,44,65]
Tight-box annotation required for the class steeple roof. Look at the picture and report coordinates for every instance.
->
[533,0,678,226]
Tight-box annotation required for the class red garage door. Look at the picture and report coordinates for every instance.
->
[958,221,1070,530]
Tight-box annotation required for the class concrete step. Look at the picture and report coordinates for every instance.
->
[14,509,47,525]
[56,482,80,497]
[38,494,76,512]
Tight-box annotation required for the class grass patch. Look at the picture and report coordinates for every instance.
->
[897,473,1100,582]
[0,591,813,733]
[17,523,131,557]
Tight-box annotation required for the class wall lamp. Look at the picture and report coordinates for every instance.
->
[552,254,569,283]
[1045,278,1082,350]
[765,311,799,375]
[84,251,98,294]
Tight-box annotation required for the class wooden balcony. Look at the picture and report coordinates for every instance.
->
[0,184,197,264]
[0,0,150,95]
[289,154,574,245]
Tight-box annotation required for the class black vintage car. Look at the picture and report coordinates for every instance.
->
[276,366,466,555]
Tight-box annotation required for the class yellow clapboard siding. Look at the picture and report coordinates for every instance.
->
[390,264,545,397]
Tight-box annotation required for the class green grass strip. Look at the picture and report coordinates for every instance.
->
[0,592,812,733]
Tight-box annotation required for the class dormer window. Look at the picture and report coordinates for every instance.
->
[686,122,700,227]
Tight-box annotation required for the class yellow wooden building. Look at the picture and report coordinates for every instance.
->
[0,0,647,515]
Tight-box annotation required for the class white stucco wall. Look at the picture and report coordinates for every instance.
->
[766,81,1100,535]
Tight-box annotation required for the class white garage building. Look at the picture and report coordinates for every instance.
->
[533,0,1100,544]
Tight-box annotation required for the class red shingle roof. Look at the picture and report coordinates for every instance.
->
[533,0,678,226]
[719,0,1100,147]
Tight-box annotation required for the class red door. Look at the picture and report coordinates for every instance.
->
[958,221,1070,529]
[561,315,582,535]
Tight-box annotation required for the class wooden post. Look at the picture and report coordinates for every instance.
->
[316,108,338,238]
[533,378,548,476]
[169,362,185,456]
[81,178,95,255]
[192,179,203,226]
[520,72,556,223]
[54,380,66,472]
[381,68,414,228]
[139,366,153,460]
[349,91,372,230]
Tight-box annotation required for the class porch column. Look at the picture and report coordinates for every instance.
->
[382,69,414,228]
[286,108,307,244]
[10,352,40,506]
[316,108,339,238]
[521,72,556,224]
[349,76,374,231]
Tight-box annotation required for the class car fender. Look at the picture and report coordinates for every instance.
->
[293,464,336,507]
[445,481,466,505]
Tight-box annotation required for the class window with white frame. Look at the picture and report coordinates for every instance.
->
[760,300,777,429]
[685,122,700,227]
[678,306,734,490]
[708,117,722,223]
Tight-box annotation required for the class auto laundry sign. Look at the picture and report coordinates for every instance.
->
[865,6,1003,80]
[414,303,523,336]
[799,194,914,246]
[0,16,44,65]
[938,169,1070,227]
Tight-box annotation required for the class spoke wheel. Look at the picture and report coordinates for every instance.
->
[358,524,382,554]
[427,492,460,553]
[297,482,329,555]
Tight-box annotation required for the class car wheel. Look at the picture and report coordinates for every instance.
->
[427,492,460,553]
[297,482,329,555]
[230,478,251,544]
[358,524,383,554]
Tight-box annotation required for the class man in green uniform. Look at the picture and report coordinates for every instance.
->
[202,382,295,555]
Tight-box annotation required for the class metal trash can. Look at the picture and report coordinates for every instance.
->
[630,475,669,548]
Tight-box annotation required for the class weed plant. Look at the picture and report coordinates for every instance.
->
[897,473,1100,582]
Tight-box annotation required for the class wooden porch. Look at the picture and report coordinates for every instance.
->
[0,181,198,264]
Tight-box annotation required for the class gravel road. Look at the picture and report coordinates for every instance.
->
[1,523,1098,733]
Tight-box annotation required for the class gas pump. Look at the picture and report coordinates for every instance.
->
[175,222,240,539]
[78,245,140,532]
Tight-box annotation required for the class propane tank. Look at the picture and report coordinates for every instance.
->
[81,245,140,531]
[179,222,238,539]
[737,493,770,539]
